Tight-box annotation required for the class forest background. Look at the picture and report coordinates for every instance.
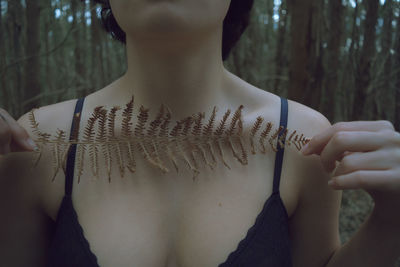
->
[1,0,400,264]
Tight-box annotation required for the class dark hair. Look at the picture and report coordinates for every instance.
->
[91,0,254,61]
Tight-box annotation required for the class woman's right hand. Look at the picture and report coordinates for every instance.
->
[0,108,37,155]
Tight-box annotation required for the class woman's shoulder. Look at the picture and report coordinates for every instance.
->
[18,98,78,130]
[257,88,333,169]
[252,87,335,205]
[0,97,82,265]
[15,97,80,220]
[248,86,331,134]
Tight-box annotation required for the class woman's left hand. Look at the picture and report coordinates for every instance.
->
[300,120,400,209]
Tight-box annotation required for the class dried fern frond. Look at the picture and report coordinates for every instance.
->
[214,108,232,170]
[50,128,67,182]
[259,122,273,154]
[98,107,112,183]
[202,106,218,169]
[225,105,247,165]
[108,106,125,179]
[135,105,163,172]
[27,97,311,183]
[121,96,136,174]
[191,111,213,171]
[159,105,180,173]
[250,116,264,155]
[179,115,200,180]
[85,106,102,179]
[28,109,49,167]
[146,104,168,173]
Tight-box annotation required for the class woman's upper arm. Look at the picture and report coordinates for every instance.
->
[0,113,53,266]
[287,106,342,267]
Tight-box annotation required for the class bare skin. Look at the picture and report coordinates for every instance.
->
[0,0,341,266]
[37,80,300,267]
[9,72,337,266]
[1,71,340,267]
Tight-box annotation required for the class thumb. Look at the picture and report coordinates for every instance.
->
[10,135,37,152]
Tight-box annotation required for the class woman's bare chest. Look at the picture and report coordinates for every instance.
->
[37,90,303,266]
[44,143,298,267]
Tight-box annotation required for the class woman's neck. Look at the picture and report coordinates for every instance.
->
[110,27,231,119]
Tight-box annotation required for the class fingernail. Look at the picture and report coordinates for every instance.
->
[25,138,38,151]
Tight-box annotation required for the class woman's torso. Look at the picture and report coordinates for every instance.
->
[35,80,304,266]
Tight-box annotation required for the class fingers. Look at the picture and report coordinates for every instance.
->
[329,170,399,192]
[0,108,36,155]
[319,131,385,173]
[302,120,395,156]
[333,150,394,178]
[338,151,355,161]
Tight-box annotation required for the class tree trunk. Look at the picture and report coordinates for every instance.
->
[379,0,393,121]
[273,0,288,93]
[24,0,42,112]
[5,0,24,116]
[81,0,89,94]
[308,0,324,112]
[322,0,344,123]
[71,0,85,95]
[52,0,66,102]
[90,0,104,90]
[287,0,322,111]
[337,1,360,121]
[0,0,7,108]
[394,5,400,132]
[288,0,313,102]
[352,0,379,120]
[265,0,274,46]
[43,0,53,104]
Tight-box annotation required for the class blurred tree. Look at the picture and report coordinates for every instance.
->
[337,0,360,122]
[287,0,322,111]
[24,0,42,112]
[4,0,24,115]
[0,1,6,105]
[273,0,288,94]
[90,0,105,90]
[43,0,53,99]
[395,3,400,132]
[352,0,379,120]
[378,0,394,121]
[322,0,344,123]
[71,0,85,91]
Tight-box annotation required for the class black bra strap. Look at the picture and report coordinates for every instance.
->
[65,97,85,196]
[272,97,288,194]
